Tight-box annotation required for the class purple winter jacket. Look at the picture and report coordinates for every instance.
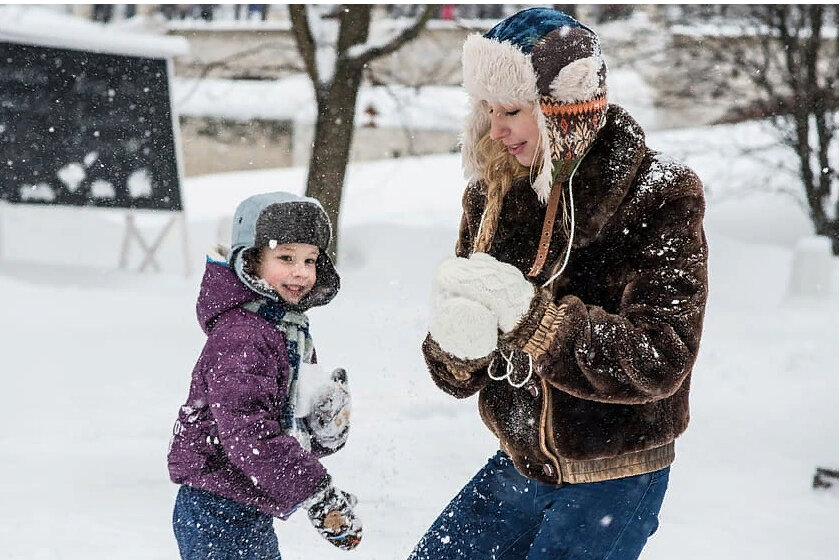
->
[167,260,327,518]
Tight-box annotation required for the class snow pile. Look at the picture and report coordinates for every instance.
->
[788,236,839,298]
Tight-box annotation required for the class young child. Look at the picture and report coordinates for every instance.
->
[167,191,361,559]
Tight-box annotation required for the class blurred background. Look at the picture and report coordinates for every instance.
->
[0,4,836,559]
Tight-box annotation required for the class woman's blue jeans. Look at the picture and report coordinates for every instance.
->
[409,450,669,560]
[173,485,282,560]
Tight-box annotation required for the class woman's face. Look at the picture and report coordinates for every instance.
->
[487,103,540,167]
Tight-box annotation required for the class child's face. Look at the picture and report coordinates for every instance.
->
[257,243,318,304]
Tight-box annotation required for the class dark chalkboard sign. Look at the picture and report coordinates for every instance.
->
[0,40,182,211]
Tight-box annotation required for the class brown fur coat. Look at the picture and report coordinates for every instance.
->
[422,105,708,485]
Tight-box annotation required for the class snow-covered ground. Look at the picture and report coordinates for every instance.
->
[0,119,836,559]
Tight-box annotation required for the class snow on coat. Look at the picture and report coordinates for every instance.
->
[423,105,708,486]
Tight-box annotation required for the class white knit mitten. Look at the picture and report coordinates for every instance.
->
[429,296,498,359]
[435,253,535,333]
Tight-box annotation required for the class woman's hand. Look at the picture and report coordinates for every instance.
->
[435,252,535,333]
[429,296,498,359]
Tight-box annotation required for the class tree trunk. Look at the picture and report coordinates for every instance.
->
[290,4,436,261]
[305,73,364,261]
[770,4,839,256]
[303,6,371,262]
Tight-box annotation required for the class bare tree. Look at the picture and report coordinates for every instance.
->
[289,5,437,260]
[750,5,839,255]
[661,5,839,254]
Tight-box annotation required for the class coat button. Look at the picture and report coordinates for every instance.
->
[543,463,554,477]
[527,383,539,398]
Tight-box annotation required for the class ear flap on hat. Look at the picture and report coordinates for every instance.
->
[460,100,490,183]
[532,106,555,204]
[299,251,340,309]
[549,56,604,103]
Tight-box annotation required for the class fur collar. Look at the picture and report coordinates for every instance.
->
[569,104,646,247]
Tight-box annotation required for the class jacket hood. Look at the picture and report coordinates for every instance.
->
[196,260,260,335]
[461,7,609,203]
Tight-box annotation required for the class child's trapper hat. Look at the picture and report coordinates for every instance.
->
[228,191,340,309]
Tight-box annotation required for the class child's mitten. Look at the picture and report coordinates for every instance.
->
[307,369,351,450]
[303,476,363,551]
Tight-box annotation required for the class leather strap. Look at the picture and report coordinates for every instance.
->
[527,179,564,277]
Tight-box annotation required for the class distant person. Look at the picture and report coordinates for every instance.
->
[236,4,268,21]
[91,4,113,23]
[168,192,362,558]
[413,7,708,559]
[159,4,175,20]
[199,4,214,21]
[250,3,269,21]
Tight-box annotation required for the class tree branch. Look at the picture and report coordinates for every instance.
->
[350,5,438,68]
[176,41,302,105]
[289,4,319,85]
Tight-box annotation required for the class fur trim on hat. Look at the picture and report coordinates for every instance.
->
[461,34,555,203]
[462,34,538,106]
[459,101,491,191]
[531,106,555,203]
[549,56,603,103]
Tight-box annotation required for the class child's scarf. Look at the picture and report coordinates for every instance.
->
[242,298,314,433]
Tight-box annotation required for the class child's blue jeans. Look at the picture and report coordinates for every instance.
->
[409,450,669,560]
[173,485,282,560]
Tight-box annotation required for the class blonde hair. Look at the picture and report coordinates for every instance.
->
[472,113,571,292]
[471,121,569,264]
[472,132,533,253]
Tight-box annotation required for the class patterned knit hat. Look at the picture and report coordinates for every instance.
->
[228,191,340,309]
[461,8,608,203]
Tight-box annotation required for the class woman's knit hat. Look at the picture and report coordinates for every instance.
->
[461,8,608,203]
[228,191,340,309]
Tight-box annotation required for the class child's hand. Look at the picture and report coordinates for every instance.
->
[303,476,363,551]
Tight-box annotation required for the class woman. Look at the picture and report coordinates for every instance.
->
[413,8,708,560]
